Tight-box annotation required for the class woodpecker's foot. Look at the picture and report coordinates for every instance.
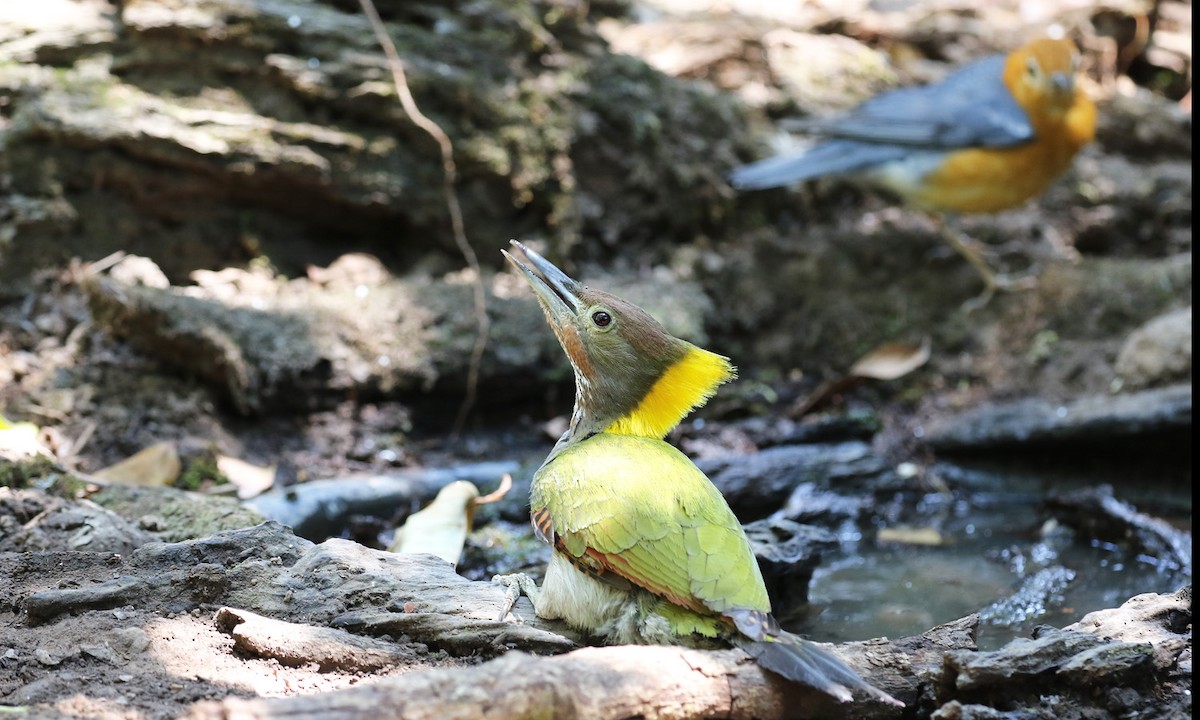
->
[492,572,542,622]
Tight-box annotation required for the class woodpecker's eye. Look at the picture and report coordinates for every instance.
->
[591,310,612,328]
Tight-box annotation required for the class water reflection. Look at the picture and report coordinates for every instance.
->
[784,461,1191,651]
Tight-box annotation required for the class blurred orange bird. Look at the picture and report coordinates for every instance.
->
[730,36,1097,307]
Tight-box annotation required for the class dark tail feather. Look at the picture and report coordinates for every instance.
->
[739,634,903,707]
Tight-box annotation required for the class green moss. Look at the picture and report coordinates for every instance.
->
[91,484,266,542]
[0,456,95,498]
[177,453,229,491]
[0,455,59,489]
[1026,330,1061,366]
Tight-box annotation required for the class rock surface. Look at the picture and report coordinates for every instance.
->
[0,1,1191,718]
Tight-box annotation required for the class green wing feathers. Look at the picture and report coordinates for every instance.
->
[533,433,771,617]
[685,523,760,613]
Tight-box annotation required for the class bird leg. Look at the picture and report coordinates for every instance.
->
[936,218,1038,311]
[492,572,542,621]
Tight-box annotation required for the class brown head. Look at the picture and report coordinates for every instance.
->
[503,240,734,440]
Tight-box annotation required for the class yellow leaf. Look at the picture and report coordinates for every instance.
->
[0,414,50,459]
[93,441,181,487]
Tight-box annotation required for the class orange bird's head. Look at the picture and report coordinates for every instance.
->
[1003,37,1096,139]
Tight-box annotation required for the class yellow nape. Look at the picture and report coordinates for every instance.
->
[607,346,736,439]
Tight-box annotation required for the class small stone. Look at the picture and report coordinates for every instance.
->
[1115,307,1191,389]
[34,648,61,666]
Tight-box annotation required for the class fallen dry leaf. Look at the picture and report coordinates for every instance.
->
[791,337,932,417]
[848,337,932,381]
[474,473,512,505]
[216,454,277,499]
[92,441,181,487]
[389,480,482,566]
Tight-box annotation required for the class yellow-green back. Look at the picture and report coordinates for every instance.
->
[533,432,771,621]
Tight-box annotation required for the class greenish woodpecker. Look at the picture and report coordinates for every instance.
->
[497,240,898,705]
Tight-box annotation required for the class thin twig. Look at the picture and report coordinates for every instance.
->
[358,0,490,438]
